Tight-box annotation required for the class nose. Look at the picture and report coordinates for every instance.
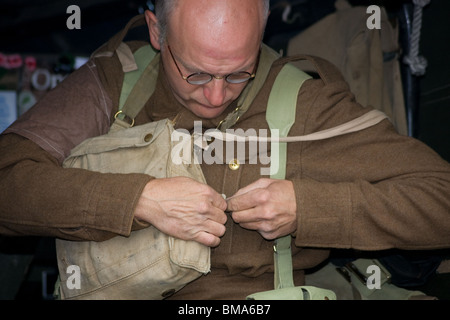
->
[203,79,226,107]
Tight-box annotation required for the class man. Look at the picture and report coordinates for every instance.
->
[0,0,449,299]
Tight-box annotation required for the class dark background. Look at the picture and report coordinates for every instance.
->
[0,0,449,300]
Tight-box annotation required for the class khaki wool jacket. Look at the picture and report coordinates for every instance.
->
[1,38,450,298]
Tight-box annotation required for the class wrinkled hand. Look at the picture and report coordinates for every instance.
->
[226,178,297,240]
[134,176,228,247]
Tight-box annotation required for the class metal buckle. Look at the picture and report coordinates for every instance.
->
[114,110,135,127]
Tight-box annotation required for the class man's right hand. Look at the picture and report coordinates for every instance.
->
[134,176,228,247]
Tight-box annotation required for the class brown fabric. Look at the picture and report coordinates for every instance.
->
[1,20,450,298]
[0,133,150,241]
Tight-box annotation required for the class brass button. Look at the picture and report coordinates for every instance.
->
[144,133,153,142]
[229,159,240,171]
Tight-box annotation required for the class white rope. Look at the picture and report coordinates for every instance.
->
[403,0,431,76]
[193,110,388,147]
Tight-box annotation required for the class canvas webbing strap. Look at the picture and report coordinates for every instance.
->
[118,45,159,114]
[266,63,311,289]
[113,45,160,129]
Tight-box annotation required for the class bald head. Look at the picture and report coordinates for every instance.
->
[169,0,266,60]
[154,0,269,48]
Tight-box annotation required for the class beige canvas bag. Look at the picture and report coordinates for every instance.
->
[56,118,211,300]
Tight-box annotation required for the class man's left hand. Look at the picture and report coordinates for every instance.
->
[226,178,297,239]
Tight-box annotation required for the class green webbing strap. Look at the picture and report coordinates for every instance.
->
[273,236,295,289]
[266,63,311,289]
[115,44,160,127]
[118,45,158,111]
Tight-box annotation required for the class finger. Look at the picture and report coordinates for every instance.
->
[231,209,276,238]
[196,200,228,225]
[211,192,228,212]
[231,178,273,197]
[227,187,270,212]
[207,207,228,226]
[231,206,258,224]
[203,218,227,238]
[195,232,222,248]
[191,221,226,247]
[200,185,227,212]
[226,193,256,212]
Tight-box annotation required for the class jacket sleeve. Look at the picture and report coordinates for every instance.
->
[0,133,152,241]
[0,59,152,241]
[290,78,450,251]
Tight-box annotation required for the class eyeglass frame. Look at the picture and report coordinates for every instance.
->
[166,44,259,85]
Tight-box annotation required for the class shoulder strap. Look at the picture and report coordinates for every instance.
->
[112,45,160,130]
[118,45,158,111]
[266,63,311,290]
[266,63,311,179]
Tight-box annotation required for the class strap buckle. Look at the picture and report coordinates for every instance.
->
[114,110,135,127]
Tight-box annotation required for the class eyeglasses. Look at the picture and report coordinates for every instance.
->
[167,44,258,85]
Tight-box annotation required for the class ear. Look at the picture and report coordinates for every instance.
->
[145,10,161,50]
